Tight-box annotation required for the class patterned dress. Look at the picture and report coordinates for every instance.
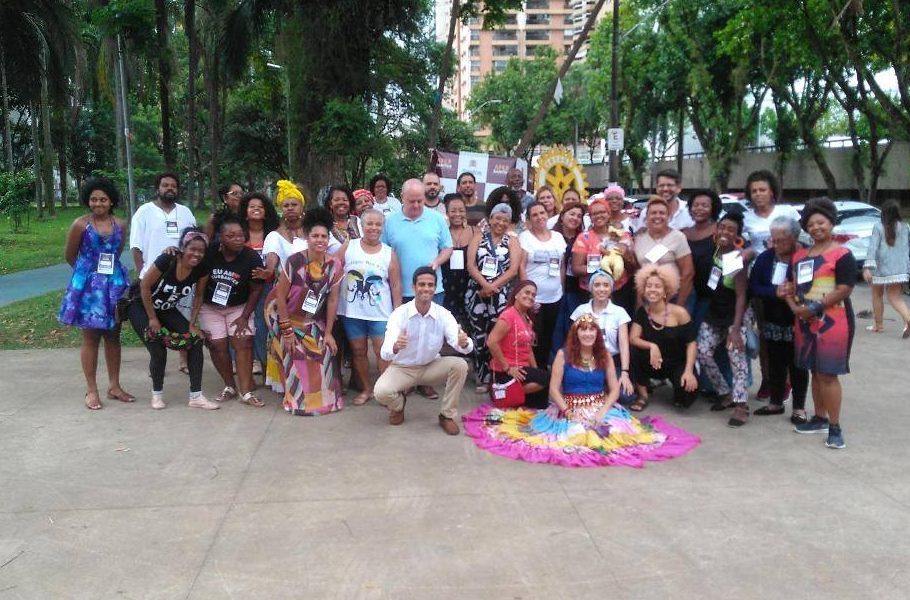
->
[462,362,700,468]
[58,220,128,330]
[792,246,856,375]
[266,252,344,415]
[466,232,513,384]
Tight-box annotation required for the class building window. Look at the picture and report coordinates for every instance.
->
[493,45,518,56]
[470,29,480,40]
[470,59,481,72]
[504,15,517,25]
[471,76,480,85]
[526,13,551,25]
[494,60,508,72]
[470,46,480,56]
[526,0,549,8]
[526,30,550,41]
[493,30,517,41]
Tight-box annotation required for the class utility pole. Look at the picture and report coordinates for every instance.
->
[608,0,620,182]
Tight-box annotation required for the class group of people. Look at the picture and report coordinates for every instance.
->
[59,165,902,464]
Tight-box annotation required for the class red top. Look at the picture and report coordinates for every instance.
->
[489,306,534,371]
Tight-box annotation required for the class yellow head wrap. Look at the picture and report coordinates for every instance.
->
[275,180,305,205]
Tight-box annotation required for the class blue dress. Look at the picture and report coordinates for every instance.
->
[58,220,129,330]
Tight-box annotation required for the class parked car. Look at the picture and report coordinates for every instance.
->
[796,200,881,267]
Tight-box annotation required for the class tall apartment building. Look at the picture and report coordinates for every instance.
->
[435,0,610,119]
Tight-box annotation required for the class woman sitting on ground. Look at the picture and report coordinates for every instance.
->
[462,314,700,468]
[629,264,699,411]
[486,280,550,408]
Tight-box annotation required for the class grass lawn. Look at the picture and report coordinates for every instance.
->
[0,204,211,276]
[0,289,142,350]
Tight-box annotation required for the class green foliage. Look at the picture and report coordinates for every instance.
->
[468,46,572,156]
[0,171,36,232]
[89,0,156,50]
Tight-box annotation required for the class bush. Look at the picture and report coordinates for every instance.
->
[0,171,36,233]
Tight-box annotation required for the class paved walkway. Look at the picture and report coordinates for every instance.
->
[0,286,907,598]
[0,252,134,308]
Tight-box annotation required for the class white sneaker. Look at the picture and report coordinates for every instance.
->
[188,395,220,410]
[151,393,166,410]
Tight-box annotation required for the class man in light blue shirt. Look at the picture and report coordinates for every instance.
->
[382,178,453,303]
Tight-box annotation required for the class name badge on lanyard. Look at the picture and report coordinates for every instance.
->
[481,256,498,278]
[548,256,561,277]
[533,250,548,264]
[212,282,232,306]
[644,243,669,264]
[449,249,465,271]
[302,289,320,314]
[796,260,814,285]
[771,261,788,285]
[97,252,115,275]
[586,254,600,274]
[707,266,722,290]
[165,220,179,238]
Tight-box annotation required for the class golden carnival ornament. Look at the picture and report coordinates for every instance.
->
[534,146,589,203]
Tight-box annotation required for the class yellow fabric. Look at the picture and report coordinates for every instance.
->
[276,180,305,205]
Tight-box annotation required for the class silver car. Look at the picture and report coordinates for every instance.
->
[797,201,881,265]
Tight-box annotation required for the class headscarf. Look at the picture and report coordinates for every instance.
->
[588,195,610,213]
[588,270,615,290]
[353,188,374,202]
[603,185,625,199]
[799,197,838,232]
[180,230,209,251]
[489,203,513,219]
[276,180,305,205]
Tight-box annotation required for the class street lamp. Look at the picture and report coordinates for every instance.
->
[266,62,292,178]
[608,0,620,182]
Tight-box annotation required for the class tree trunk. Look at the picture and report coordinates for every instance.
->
[205,54,221,210]
[40,70,56,216]
[185,0,200,208]
[30,102,42,218]
[675,109,684,176]
[513,0,609,158]
[58,151,68,208]
[0,48,13,174]
[156,0,174,171]
[426,0,460,161]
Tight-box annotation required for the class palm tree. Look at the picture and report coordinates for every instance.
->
[0,0,78,211]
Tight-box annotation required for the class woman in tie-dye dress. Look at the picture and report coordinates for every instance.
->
[270,207,344,415]
[778,198,856,449]
[58,177,133,410]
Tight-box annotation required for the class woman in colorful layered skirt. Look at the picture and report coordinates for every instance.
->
[779,197,856,449]
[462,315,700,468]
[59,177,133,410]
[271,207,344,415]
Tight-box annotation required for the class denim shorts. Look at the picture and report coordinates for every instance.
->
[341,316,387,340]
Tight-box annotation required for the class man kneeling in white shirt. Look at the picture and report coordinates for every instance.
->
[376,266,474,435]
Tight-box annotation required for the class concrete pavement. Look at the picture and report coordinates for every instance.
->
[0,284,908,599]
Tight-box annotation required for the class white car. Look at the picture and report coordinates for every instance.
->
[796,201,881,265]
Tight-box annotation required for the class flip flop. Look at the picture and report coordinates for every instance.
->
[352,392,371,406]
[107,388,136,403]
[178,365,190,375]
[629,397,649,412]
[85,392,103,410]
[865,325,884,333]
[239,392,265,407]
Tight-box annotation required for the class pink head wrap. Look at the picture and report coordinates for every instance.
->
[603,185,625,199]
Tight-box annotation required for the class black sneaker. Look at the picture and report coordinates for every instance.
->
[794,415,829,434]
[825,424,846,449]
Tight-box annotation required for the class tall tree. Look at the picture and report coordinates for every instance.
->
[155,0,175,170]
[184,0,201,206]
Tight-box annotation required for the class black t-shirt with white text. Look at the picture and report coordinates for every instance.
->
[202,246,263,307]
[149,253,209,312]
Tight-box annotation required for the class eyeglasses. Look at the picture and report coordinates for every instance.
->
[226,191,243,198]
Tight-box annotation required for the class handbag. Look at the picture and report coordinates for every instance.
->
[116,280,141,324]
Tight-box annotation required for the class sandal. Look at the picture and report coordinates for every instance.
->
[107,388,136,403]
[629,397,649,412]
[710,395,735,411]
[790,412,808,426]
[865,325,884,333]
[85,392,103,410]
[178,365,190,375]
[239,392,265,407]
[352,392,371,406]
[215,386,238,403]
[754,404,785,416]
